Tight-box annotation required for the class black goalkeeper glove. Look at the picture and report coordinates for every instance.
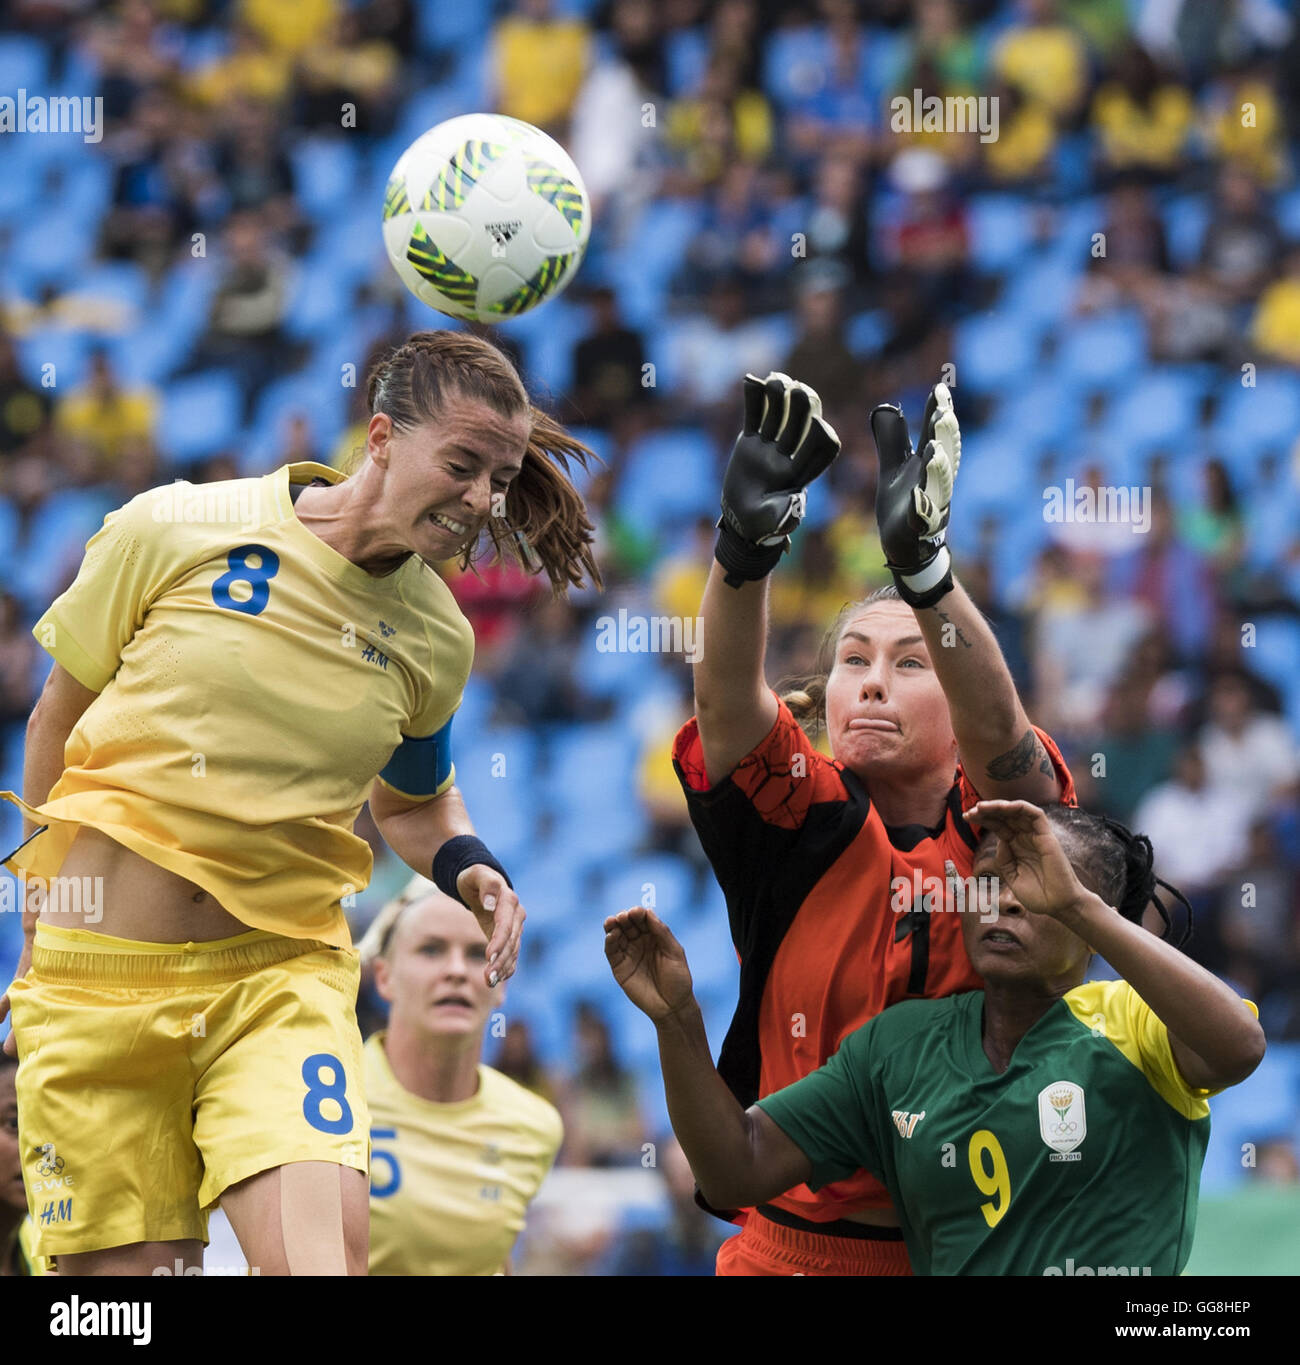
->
[870,381,962,609]
[715,371,841,588]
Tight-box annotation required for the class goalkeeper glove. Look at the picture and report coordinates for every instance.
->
[870,381,962,609]
[715,371,840,588]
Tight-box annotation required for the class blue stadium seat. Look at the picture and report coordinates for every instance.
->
[16,328,92,390]
[598,855,697,923]
[613,426,718,533]
[1198,1043,1300,1195]
[0,34,49,91]
[999,252,1082,329]
[664,25,709,96]
[1279,185,1300,241]
[1212,369,1300,456]
[952,311,1040,395]
[1162,194,1209,268]
[1246,618,1300,706]
[1104,366,1206,455]
[760,27,832,107]
[967,195,1037,274]
[290,136,359,218]
[157,370,244,462]
[1056,309,1146,388]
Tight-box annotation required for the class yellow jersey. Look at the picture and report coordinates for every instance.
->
[365,1031,562,1275]
[1,462,473,949]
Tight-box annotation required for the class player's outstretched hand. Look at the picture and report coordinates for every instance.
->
[457,865,524,986]
[715,371,840,587]
[964,800,1087,921]
[870,380,961,607]
[604,906,695,1022]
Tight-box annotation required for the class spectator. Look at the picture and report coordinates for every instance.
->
[1133,743,1252,961]
[492,0,592,135]
[493,1019,561,1107]
[780,268,862,416]
[1198,165,1283,309]
[55,347,157,470]
[1081,674,1180,823]
[1109,493,1218,662]
[1089,40,1193,182]
[799,154,873,297]
[1180,458,1245,579]
[1218,817,1298,1008]
[1032,552,1151,734]
[570,286,649,428]
[211,100,298,236]
[181,210,298,419]
[0,334,51,457]
[1076,180,1171,315]
[992,0,1090,124]
[598,1135,731,1274]
[1198,668,1300,822]
[493,594,589,724]
[558,1000,644,1167]
[1252,246,1300,367]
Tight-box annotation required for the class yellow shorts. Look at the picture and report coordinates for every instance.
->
[8,922,370,1260]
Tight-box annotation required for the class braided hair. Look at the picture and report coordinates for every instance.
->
[1040,804,1192,947]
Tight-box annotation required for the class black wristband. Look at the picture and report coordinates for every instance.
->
[887,549,954,609]
[432,835,513,906]
[714,524,784,589]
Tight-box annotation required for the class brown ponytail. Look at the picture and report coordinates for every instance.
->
[361,330,602,593]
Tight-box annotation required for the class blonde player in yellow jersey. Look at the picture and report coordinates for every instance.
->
[0,330,598,1276]
[360,877,562,1275]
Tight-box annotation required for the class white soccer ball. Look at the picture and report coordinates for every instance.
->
[382,112,591,322]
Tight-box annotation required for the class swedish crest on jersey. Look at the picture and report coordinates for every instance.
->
[1038,1080,1086,1159]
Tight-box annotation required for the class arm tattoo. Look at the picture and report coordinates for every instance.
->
[933,607,973,649]
[986,727,1050,783]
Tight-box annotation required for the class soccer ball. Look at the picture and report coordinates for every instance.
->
[381,113,590,322]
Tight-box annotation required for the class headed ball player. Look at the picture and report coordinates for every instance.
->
[607,803,1264,1274]
[673,373,1075,1273]
[0,330,596,1275]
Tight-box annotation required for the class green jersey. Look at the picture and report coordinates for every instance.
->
[757,979,1243,1275]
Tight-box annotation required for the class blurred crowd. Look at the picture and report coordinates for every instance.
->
[1,0,1299,1269]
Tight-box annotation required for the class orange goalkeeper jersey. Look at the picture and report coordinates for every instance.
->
[674,695,1076,1223]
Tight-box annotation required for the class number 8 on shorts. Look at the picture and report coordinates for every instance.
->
[302,1053,354,1135]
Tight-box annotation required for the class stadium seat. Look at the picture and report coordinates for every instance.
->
[1162,194,1209,268]
[613,426,718,532]
[157,370,244,463]
[15,327,92,390]
[289,136,360,219]
[1103,367,1208,457]
[1211,369,1300,459]
[1056,309,1146,388]
[952,311,1040,395]
[0,34,49,91]
[967,195,1037,274]
[598,855,697,924]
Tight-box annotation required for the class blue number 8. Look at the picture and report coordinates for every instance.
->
[212,544,280,616]
[301,1053,354,1135]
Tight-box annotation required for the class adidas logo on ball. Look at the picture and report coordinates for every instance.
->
[486,220,522,247]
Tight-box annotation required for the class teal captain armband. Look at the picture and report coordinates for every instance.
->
[378,717,455,799]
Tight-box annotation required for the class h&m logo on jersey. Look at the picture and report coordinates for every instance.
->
[891,1109,926,1138]
[1038,1080,1086,1161]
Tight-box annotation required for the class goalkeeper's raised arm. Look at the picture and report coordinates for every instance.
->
[870,384,1062,805]
[694,371,840,784]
